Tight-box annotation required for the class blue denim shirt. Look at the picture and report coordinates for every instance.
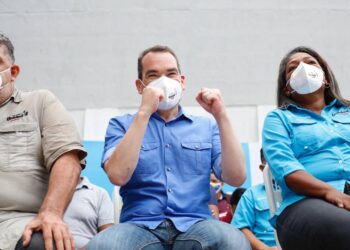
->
[262,99,350,225]
[102,107,222,232]
[232,184,276,247]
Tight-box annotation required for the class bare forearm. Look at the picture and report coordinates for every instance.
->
[39,151,81,216]
[215,112,246,186]
[285,170,336,198]
[105,111,150,186]
[241,228,269,250]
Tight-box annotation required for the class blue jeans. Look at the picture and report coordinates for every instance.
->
[87,219,250,250]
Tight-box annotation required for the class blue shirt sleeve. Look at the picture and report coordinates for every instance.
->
[101,115,131,168]
[232,188,255,229]
[209,186,218,205]
[211,118,223,180]
[262,110,305,186]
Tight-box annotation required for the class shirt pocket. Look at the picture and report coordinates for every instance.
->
[181,142,212,175]
[0,122,38,171]
[136,142,160,174]
[290,117,320,157]
[332,115,350,142]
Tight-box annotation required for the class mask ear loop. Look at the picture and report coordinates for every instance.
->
[285,79,295,97]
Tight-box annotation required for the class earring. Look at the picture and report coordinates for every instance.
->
[286,91,291,97]
[325,82,330,88]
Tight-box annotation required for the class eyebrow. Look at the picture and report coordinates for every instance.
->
[145,67,179,76]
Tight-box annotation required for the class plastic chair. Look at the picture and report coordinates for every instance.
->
[263,164,283,250]
[113,186,123,224]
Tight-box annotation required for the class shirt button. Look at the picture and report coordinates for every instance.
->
[166,167,171,171]
[339,160,343,164]
[304,146,308,149]
[195,145,199,150]
[168,188,173,193]
[330,129,334,133]
[334,124,338,128]
[165,144,170,148]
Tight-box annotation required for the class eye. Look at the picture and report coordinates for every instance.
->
[167,72,178,79]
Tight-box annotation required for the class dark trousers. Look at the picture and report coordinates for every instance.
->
[277,187,350,250]
[15,232,56,250]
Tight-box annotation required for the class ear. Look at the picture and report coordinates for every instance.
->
[135,79,143,95]
[10,64,20,81]
[180,75,186,90]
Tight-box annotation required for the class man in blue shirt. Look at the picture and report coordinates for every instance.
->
[87,45,250,250]
[232,149,277,250]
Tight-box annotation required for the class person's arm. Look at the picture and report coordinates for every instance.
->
[105,87,164,186]
[22,151,82,250]
[241,228,277,250]
[285,170,350,210]
[196,88,246,186]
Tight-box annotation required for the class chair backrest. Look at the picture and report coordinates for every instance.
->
[263,164,282,215]
[113,186,123,224]
[263,164,283,250]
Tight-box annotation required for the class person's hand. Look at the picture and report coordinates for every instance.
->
[139,86,164,116]
[196,88,226,119]
[324,189,350,210]
[22,210,74,250]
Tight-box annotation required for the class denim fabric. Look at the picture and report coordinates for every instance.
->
[87,219,251,250]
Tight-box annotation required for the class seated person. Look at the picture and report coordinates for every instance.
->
[87,45,250,249]
[210,173,233,223]
[209,185,220,219]
[230,187,246,216]
[0,33,87,250]
[232,149,277,250]
[263,46,350,250]
[64,176,114,249]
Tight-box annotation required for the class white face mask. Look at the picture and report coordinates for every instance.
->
[288,62,324,95]
[0,67,11,90]
[141,76,183,111]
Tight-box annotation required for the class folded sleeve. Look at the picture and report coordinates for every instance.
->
[40,90,87,171]
[262,110,305,186]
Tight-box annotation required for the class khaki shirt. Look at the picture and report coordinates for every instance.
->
[0,89,87,250]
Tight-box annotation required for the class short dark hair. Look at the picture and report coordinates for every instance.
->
[260,148,266,163]
[277,46,350,107]
[137,45,181,80]
[230,187,247,206]
[0,33,15,63]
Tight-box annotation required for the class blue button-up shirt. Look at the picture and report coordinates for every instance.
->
[102,107,222,232]
[232,184,276,247]
[262,99,350,225]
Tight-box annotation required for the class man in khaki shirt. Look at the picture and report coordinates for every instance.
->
[0,34,87,250]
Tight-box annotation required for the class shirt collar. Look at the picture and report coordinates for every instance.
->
[11,88,22,103]
[151,105,193,122]
[76,176,93,190]
[285,98,342,111]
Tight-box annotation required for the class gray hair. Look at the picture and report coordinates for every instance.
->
[0,33,15,63]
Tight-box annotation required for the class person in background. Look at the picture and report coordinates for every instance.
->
[232,149,277,250]
[87,45,250,250]
[210,172,233,223]
[0,33,87,250]
[230,187,247,216]
[209,185,220,219]
[263,46,350,250]
[64,176,114,250]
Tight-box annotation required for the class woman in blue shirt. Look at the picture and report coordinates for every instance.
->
[263,46,350,250]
